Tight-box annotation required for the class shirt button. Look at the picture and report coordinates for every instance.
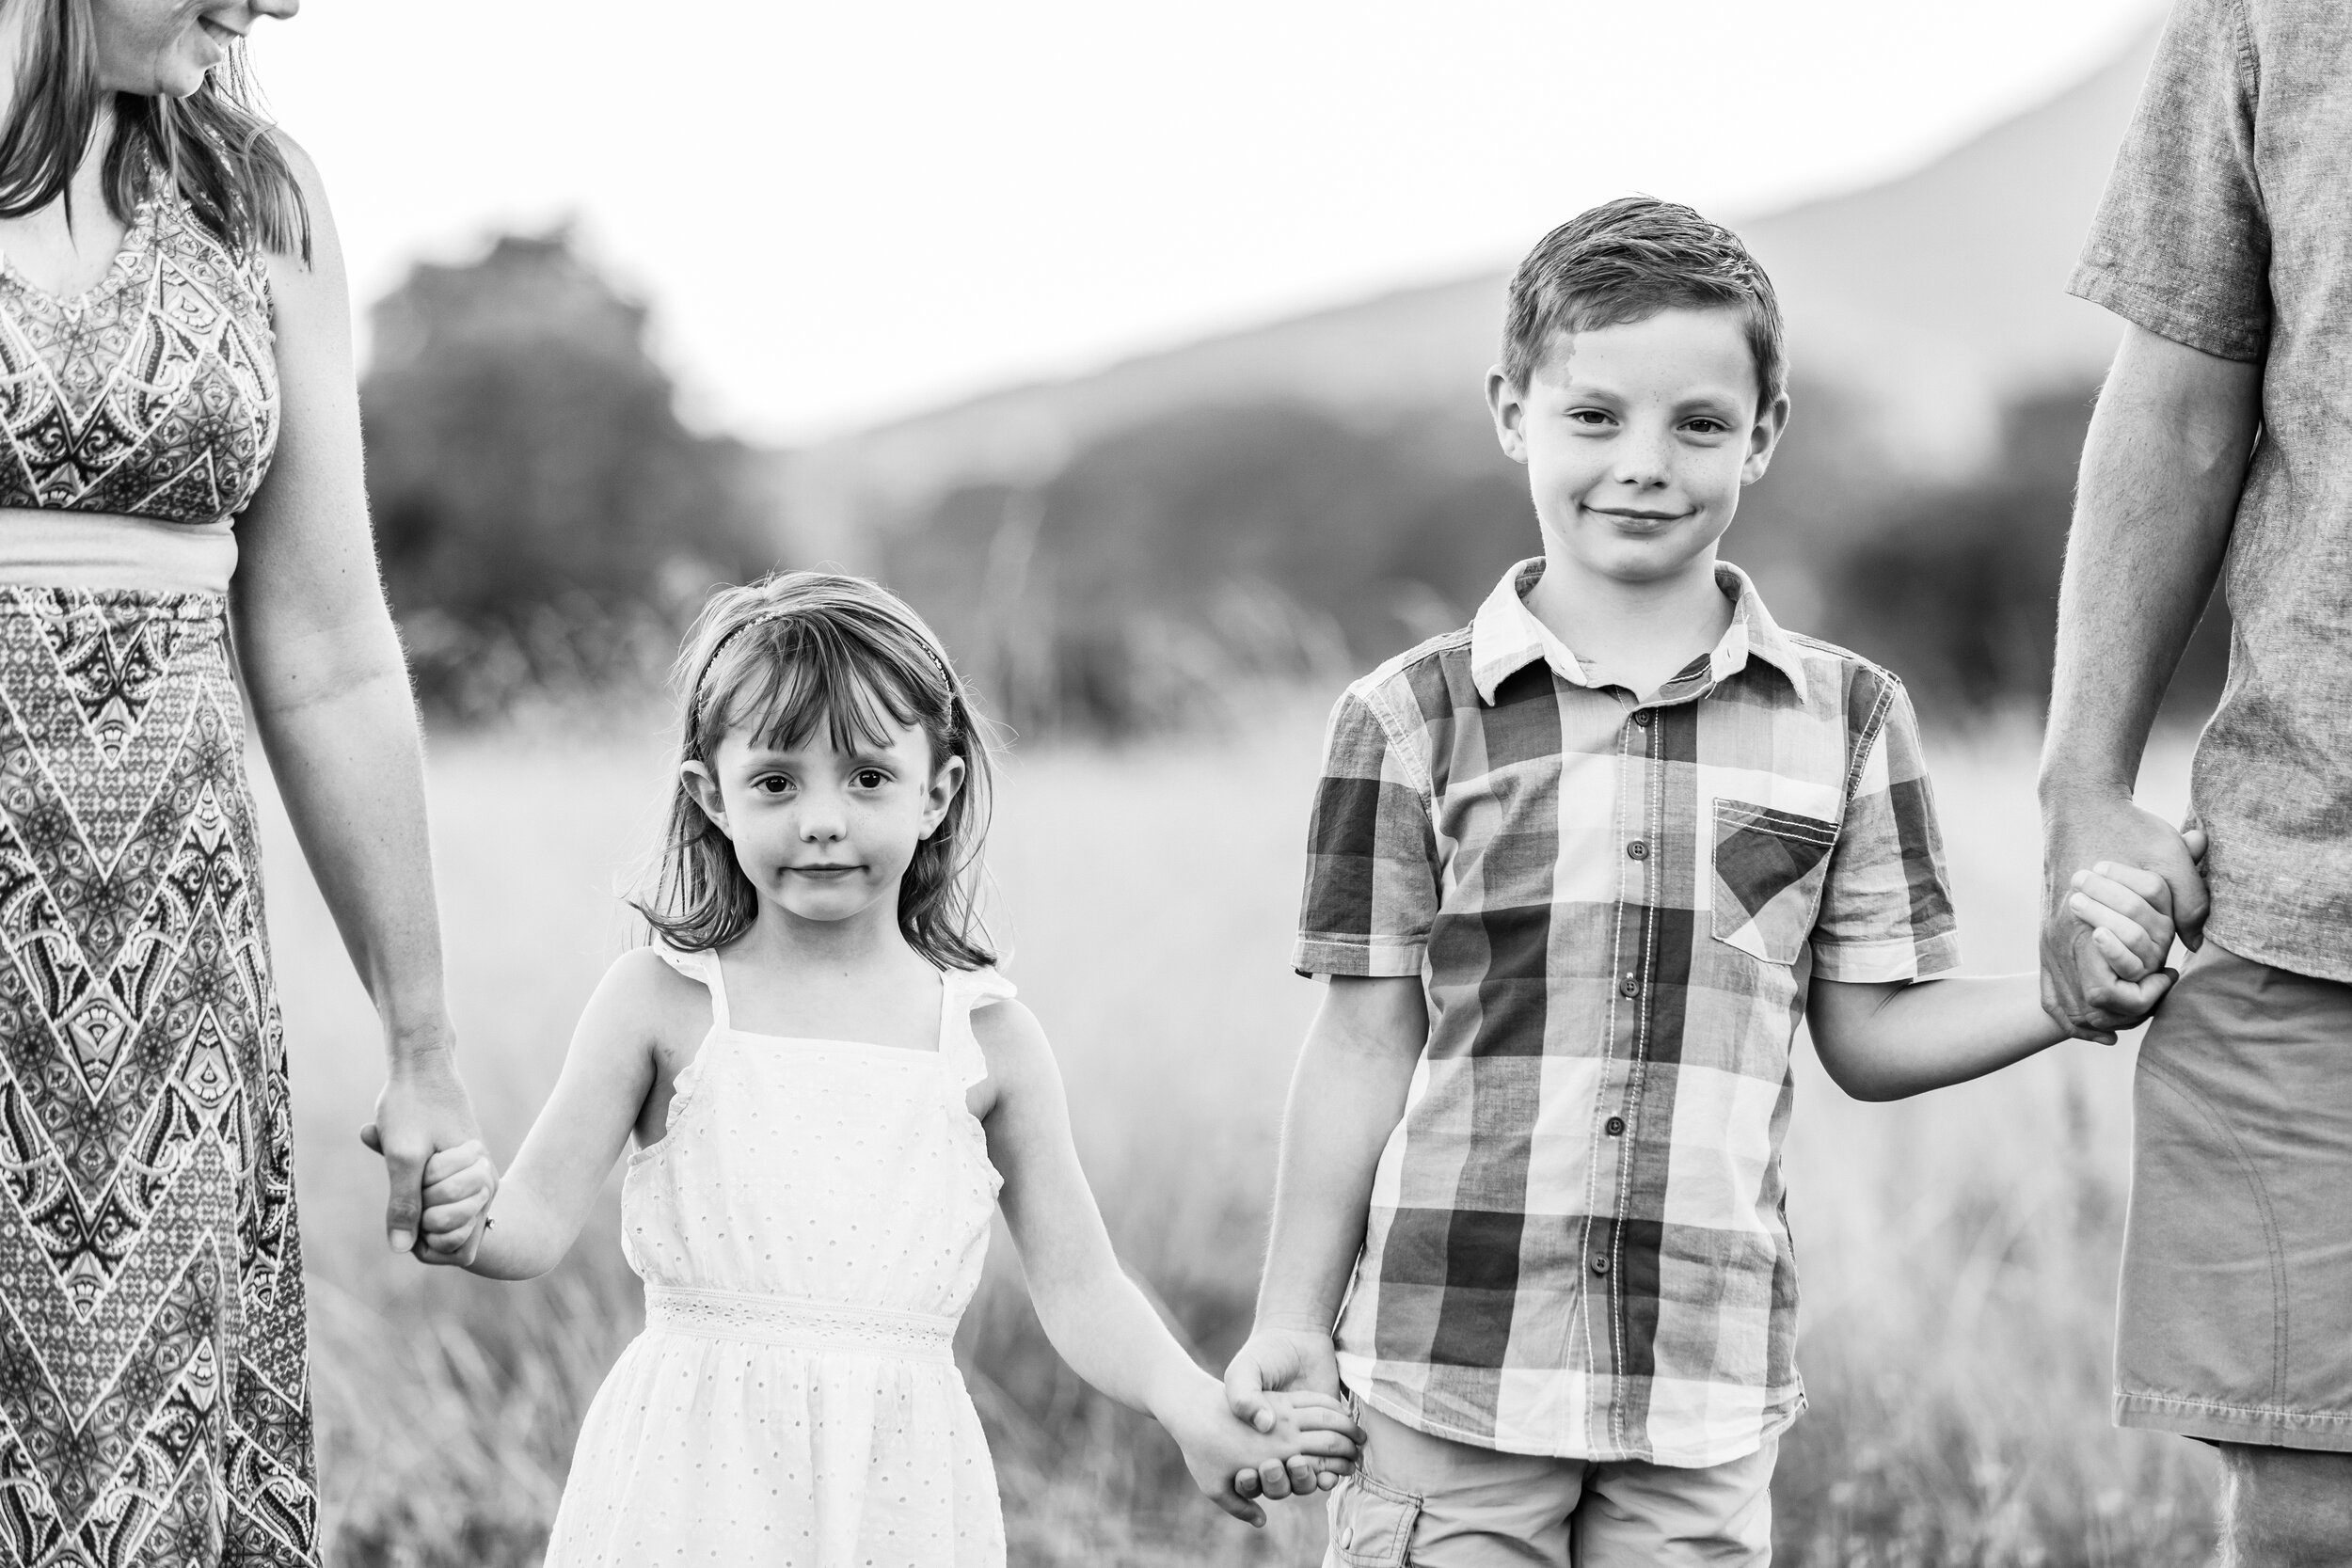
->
[1606,1116,1627,1136]
[1592,1256,1611,1276]
[1627,840,1648,861]
[1632,709,1652,727]
[1619,974,1639,997]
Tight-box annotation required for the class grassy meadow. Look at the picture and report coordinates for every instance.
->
[256,696,2220,1566]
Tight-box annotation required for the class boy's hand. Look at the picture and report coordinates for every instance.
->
[412,1140,499,1267]
[1223,1323,1343,1500]
[2062,829,2209,1032]
[1160,1376,1360,1528]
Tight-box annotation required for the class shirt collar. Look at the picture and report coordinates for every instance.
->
[1467,557,1810,706]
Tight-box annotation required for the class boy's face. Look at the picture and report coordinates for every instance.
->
[1486,307,1788,589]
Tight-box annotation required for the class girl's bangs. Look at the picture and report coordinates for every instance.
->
[705,623,926,757]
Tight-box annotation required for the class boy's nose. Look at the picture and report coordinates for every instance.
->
[1613,431,1674,486]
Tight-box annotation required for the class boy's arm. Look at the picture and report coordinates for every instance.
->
[464,949,668,1279]
[977,1001,1360,1528]
[1809,974,2075,1101]
[1224,974,1425,1497]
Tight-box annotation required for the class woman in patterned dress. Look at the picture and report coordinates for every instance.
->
[0,4,486,1563]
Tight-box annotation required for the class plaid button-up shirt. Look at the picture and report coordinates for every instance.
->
[1296,559,1959,1465]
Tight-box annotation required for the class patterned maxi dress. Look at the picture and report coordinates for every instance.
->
[0,193,317,1565]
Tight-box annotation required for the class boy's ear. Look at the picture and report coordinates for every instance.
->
[1740,392,1792,487]
[681,760,728,833]
[920,754,967,842]
[1485,365,1531,466]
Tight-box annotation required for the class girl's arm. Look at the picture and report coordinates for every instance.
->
[235,136,475,1259]
[977,1000,1359,1526]
[462,949,677,1279]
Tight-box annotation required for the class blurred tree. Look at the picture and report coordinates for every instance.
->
[360,228,776,713]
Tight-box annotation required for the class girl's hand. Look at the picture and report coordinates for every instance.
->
[413,1140,499,1268]
[1159,1374,1361,1528]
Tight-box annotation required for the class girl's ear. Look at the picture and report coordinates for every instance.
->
[681,759,728,833]
[919,754,967,842]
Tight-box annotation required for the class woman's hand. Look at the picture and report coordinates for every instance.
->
[361,1043,484,1255]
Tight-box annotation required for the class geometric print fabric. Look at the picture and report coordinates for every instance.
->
[0,588,316,1566]
[0,190,278,531]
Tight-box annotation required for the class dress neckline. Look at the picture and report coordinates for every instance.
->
[0,197,158,309]
[708,950,951,1058]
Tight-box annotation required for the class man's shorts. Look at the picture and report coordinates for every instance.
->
[2117,941,2352,1450]
[1322,1402,1774,1568]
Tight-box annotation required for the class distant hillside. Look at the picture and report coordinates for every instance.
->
[786,24,2158,561]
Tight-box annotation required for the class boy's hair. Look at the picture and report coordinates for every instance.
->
[635,571,996,970]
[1501,196,1786,412]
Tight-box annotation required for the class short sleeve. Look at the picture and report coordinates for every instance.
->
[1809,679,1961,982]
[2069,0,2269,360]
[1293,687,1438,978]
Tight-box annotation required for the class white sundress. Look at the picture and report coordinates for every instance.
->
[542,945,1013,1567]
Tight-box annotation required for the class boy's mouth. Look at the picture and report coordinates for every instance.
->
[1586,505,1692,528]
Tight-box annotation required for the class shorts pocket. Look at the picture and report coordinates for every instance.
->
[1329,1471,1422,1567]
[1711,799,1838,966]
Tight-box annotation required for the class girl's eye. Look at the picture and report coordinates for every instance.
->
[853,768,889,789]
[753,774,793,795]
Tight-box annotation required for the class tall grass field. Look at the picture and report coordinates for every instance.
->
[258,698,2219,1566]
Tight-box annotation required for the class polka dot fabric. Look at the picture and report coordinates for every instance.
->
[542,947,1011,1566]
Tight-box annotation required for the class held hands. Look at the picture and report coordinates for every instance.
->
[363,1043,485,1255]
[1160,1374,1361,1528]
[358,1121,499,1267]
[1222,1323,1349,1504]
[2058,826,2210,1037]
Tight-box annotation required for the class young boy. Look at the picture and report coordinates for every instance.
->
[1219,198,2185,1565]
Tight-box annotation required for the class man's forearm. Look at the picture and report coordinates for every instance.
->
[1256,987,1422,1328]
[2042,325,2260,797]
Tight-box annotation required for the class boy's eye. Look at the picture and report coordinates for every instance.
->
[1567,408,1614,427]
[1684,419,1729,436]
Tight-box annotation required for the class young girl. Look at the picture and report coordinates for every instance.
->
[412,573,1357,1563]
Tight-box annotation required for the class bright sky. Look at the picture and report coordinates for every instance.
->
[249,1,2158,444]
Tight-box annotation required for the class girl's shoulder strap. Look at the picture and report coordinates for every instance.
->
[650,942,732,1033]
[940,965,1016,1092]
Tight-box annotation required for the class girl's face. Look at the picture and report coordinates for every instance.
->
[686,711,963,933]
[91,0,299,98]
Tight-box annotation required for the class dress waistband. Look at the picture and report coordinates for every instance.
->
[644,1285,959,1364]
[0,510,236,595]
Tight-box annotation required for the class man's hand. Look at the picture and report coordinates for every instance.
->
[1223,1323,1343,1502]
[361,1042,484,1256]
[2041,790,2209,1037]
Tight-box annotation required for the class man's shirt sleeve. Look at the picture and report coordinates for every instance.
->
[2070,0,2269,361]
[1809,677,1962,982]
[1294,686,1438,977]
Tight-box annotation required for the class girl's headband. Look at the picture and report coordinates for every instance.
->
[693,606,955,704]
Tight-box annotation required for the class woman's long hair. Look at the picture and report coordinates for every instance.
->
[635,573,998,971]
[0,0,310,260]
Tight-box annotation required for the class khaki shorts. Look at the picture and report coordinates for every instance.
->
[1323,1403,1775,1568]
[2118,942,2352,1450]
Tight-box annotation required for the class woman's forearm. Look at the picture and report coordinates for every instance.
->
[243,611,451,1055]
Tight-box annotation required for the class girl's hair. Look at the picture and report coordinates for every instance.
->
[0,1,311,261]
[635,572,997,970]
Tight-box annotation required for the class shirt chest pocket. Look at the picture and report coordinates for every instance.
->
[1711,798,1840,966]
